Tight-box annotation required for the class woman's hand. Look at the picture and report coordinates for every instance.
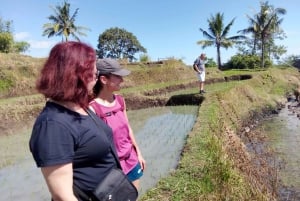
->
[138,154,146,171]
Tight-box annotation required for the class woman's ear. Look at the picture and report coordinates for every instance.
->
[99,75,109,85]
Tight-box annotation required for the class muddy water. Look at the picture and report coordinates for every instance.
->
[128,105,198,195]
[259,100,300,200]
[0,105,198,200]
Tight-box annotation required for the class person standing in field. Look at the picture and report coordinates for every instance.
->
[89,58,146,191]
[193,53,206,94]
[29,41,121,201]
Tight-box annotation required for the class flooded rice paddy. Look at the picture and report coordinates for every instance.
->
[0,105,198,200]
[259,100,300,200]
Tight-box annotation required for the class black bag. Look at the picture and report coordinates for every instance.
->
[93,168,138,201]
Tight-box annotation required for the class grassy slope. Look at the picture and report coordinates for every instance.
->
[140,67,300,201]
[0,53,45,98]
[1,54,300,200]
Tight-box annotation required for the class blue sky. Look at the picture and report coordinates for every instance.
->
[1,0,299,65]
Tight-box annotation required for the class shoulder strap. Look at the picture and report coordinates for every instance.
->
[196,57,201,66]
[90,100,106,119]
[86,108,122,170]
[90,95,125,120]
[115,94,125,111]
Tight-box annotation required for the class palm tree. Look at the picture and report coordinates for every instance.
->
[42,0,90,41]
[239,1,286,67]
[197,12,246,69]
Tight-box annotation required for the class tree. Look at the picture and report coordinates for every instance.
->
[238,1,286,67]
[97,27,147,62]
[0,17,29,53]
[0,17,30,54]
[205,58,217,67]
[0,17,13,33]
[13,41,30,53]
[0,17,13,53]
[42,0,90,41]
[279,54,300,68]
[0,32,13,53]
[197,12,246,69]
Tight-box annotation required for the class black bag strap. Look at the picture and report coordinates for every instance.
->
[86,108,122,169]
[73,183,93,201]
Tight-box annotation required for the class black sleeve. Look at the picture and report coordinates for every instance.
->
[30,119,75,167]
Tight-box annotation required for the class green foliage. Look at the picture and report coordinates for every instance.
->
[43,0,90,41]
[0,17,13,33]
[197,12,246,69]
[97,27,147,62]
[205,57,217,67]
[139,54,150,62]
[224,54,272,69]
[238,1,286,68]
[0,71,14,92]
[13,41,30,53]
[0,32,13,53]
[0,17,30,53]
[279,54,300,68]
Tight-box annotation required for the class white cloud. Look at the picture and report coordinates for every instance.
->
[14,31,57,49]
[14,32,31,40]
[29,40,57,49]
[287,47,300,56]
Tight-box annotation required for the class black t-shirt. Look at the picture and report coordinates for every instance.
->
[29,101,117,191]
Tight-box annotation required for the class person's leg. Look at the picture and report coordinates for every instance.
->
[198,81,202,92]
[200,73,206,93]
[200,82,205,91]
[131,179,140,190]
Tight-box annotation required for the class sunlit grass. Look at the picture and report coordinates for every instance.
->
[1,52,300,201]
[140,67,300,201]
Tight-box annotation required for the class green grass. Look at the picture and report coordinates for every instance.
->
[1,54,300,200]
[140,67,300,201]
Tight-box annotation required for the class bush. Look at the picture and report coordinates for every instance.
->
[223,54,272,69]
[0,71,14,94]
[0,32,13,53]
[139,54,150,62]
[206,58,217,67]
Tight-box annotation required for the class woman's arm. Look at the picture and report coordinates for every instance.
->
[41,163,78,201]
[123,101,146,171]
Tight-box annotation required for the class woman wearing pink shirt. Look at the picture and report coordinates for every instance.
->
[89,58,146,191]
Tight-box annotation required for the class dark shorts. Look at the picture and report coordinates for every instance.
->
[127,163,143,182]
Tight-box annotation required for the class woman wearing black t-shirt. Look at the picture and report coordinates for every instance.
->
[29,41,119,201]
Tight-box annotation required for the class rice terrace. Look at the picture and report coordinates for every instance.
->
[1,52,300,200]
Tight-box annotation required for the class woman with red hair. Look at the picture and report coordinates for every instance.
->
[29,41,119,201]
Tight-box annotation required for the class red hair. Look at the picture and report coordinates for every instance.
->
[36,41,96,108]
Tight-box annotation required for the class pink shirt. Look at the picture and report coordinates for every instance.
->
[89,95,138,174]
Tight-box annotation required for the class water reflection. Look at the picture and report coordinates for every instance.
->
[0,105,198,200]
[260,102,300,199]
[127,105,198,195]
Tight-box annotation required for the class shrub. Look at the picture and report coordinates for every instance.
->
[0,71,14,94]
[0,32,13,53]
[139,54,150,62]
[224,54,273,69]
[206,58,217,67]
